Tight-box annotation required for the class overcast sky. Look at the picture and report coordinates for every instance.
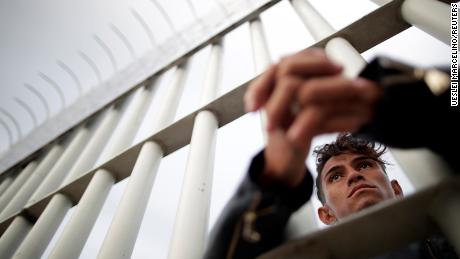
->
[0,0,450,258]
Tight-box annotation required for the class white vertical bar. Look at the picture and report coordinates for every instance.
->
[0,176,13,196]
[200,42,223,105]
[325,38,367,77]
[0,162,38,213]
[12,194,72,259]
[401,0,449,45]
[144,64,189,133]
[28,125,92,204]
[97,142,163,259]
[320,32,456,192]
[62,105,121,185]
[288,1,360,235]
[0,216,31,259]
[324,37,454,189]
[249,17,271,143]
[0,144,63,220]
[168,44,221,259]
[10,106,123,259]
[98,84,158,161]
[50,71,181,259]
[249,18,271,74]
[97,65,189,258]
[290,0,335,40]
[169,111,218,259]
[49,169,114,259]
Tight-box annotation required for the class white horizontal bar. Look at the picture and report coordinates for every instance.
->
[0,0,283,176]
[261,178,460,258]
[0,3,411,234]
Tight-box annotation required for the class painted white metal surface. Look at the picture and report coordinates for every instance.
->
[0,145,63,220]
[0,2,455,259]
[50,65,187,259]
[0,216,31,259]
[97,65,189,259]
[12,194,72,259]
[143,64,189,133]
[62,105,122,185]
[249,17,271,144]
[200,43,223,106]
[325,37,367,77]
[401,0,450,45]
[168,44,222,259]
[0,0,283,176]
[97,142,163,259]
[0,176,13,197]
[28,125,92,204]
[98,84,158,162]
[290,0,335,40]
[370,0,392,5]
[168,111,219,259]
[249,18,272,74]
[48,169,115,259]
[0,162,38,213]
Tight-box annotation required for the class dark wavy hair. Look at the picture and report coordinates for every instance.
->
[314,133,388,204]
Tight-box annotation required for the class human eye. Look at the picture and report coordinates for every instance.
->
[358,161,373,170]
[328,173,342,183]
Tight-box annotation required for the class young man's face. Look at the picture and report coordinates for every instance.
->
[318,152,403,225]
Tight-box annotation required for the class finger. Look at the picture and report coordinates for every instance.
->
[298,77,381,106]
[318,113,371,134]
[264,129,309,187]
[286,103,374,149]
[264,76,302,131]
[286,107,323,151]
[277,51,342,79]
[244,64,277,112]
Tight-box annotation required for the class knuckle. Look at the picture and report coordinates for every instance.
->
[277,55,295,77]
[279,77,299,92]
[299,80,319,103]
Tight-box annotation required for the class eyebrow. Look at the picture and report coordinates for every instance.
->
[352,156,376,165]
[351,156,377,165]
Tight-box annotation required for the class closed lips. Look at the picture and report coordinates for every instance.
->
[348,184,375,198]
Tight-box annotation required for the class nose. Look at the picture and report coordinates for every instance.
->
[347,170,365,186]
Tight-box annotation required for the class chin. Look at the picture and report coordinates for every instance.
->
[353,197,383,212]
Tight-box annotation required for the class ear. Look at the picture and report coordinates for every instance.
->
[390,180,403,198]
[318,205,337,225]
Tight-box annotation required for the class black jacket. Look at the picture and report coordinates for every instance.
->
[204,58,459,259]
